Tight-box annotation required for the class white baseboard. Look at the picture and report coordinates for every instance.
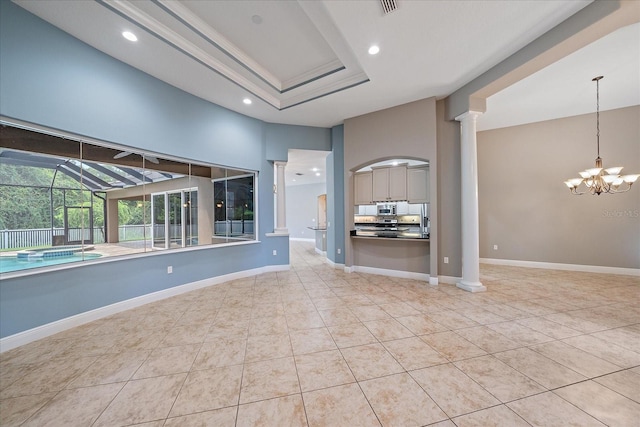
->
[314,248,327,256]
[0,264,289,353]
[325,258,345,270]
[348,265,430,282]
[438,275,462,285]
[480,258,640,277]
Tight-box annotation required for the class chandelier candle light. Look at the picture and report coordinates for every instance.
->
[564,76,639,195]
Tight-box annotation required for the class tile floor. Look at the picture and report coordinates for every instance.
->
[1,241,639,426]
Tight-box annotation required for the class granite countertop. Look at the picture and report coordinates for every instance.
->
[307,226,327,231]
[350,230,429,240]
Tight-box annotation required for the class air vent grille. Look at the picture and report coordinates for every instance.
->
[380,0,398,15]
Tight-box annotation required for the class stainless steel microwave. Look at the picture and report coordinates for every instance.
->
[377,203,397,216]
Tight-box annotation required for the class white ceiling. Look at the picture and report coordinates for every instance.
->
[12,0,639,185]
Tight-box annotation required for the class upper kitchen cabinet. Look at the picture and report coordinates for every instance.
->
[354,171,373,205]
[372,165,407,202]
[407,165,429,203]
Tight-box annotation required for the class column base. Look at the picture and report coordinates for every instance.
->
[456,280,486,293]
[273,228,289,235]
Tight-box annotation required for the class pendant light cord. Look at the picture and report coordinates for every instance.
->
[593,76,603,158]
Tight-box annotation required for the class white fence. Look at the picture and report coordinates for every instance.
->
[0,225,152,249]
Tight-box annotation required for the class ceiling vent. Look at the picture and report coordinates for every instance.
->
[295,172,304,176]
[380,0,398,15]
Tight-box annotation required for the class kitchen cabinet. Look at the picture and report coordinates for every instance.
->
[372,166,407,202]
[407,166,429,203]
[354,171,373,205]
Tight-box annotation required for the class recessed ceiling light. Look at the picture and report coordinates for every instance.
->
[368,45,380,55]
[251,14,263,24]
[122,31,138,42]
[315,172,321,177]
[243,98,252,105]
[312,167,319,172]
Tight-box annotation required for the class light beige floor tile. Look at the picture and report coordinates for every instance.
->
[170,365,243,417]
[165,407,237,426]
[529,341,620,378]
[327,323,378,348]
[494,347,586,389]
[428,421,457,427]
[428,310,479,329]
[1,356,97,399]
[485,321,553,346]
[458,307,507,324]
[455,326,521,354]
[590,327,640,353]
[594,369,640,403]
[562,334,640,368]
[364,318,414,341]
[350,304,391,322]
[420,331,487,361]
[245,334,292,363]
[191,338,245,371]
[67,350,149,387]
[452,404,529,427]
[303,383,380,427]
[382,337,447,370]
[285,310,326,330]
[360,372,447,426]
[507,391,605,426]
[555,380,640,427]
[454,355,545,402]
[133,344,200,379]
[110,329,168,352]
[22,383,124,427]
[395,314,448,335]
[341,343,404,381]
[378,301,422,317]
[318,308,360,326]
[290,327,337,355]
[161,324,210,347]
[94,373,186,426]
[248,315,289,337]
[0,392,56,427]
[240,357,300,404]
[543,313,608,333]
[294,349,355,392]
[410,363,500,418]
[515,317,582,339]
[237,394,307,427]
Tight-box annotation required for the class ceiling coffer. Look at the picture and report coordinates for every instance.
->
[380,0,398,15]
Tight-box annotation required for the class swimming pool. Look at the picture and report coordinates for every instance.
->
[0,252,102,273]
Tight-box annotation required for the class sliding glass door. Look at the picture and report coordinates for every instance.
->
[151,188,196,250]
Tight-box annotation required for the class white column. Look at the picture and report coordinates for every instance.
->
[274,161,288,234]
[455,111,486,292]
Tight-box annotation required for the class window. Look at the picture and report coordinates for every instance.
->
[0,124,257,274]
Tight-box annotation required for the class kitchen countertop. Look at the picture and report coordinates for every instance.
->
[350,230,429,240]
[307,226,327,231]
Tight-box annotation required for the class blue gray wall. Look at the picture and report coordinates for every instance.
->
[327,125,345,264]
[286,183,327,240]
[0,1,338,338]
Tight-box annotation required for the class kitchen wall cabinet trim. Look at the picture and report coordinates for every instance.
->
[372,165,407,202]
[407,165,429,203]
[354,171,373,205]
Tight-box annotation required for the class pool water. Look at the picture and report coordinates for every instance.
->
[0,253,102,273]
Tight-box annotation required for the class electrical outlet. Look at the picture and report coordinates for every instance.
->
[444,257,449,264]
[493,245,498,250]
[167,266,173,274]
[337,248,341,254]
[272,250,277,256]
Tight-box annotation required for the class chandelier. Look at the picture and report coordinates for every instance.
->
[564,76,639,195]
